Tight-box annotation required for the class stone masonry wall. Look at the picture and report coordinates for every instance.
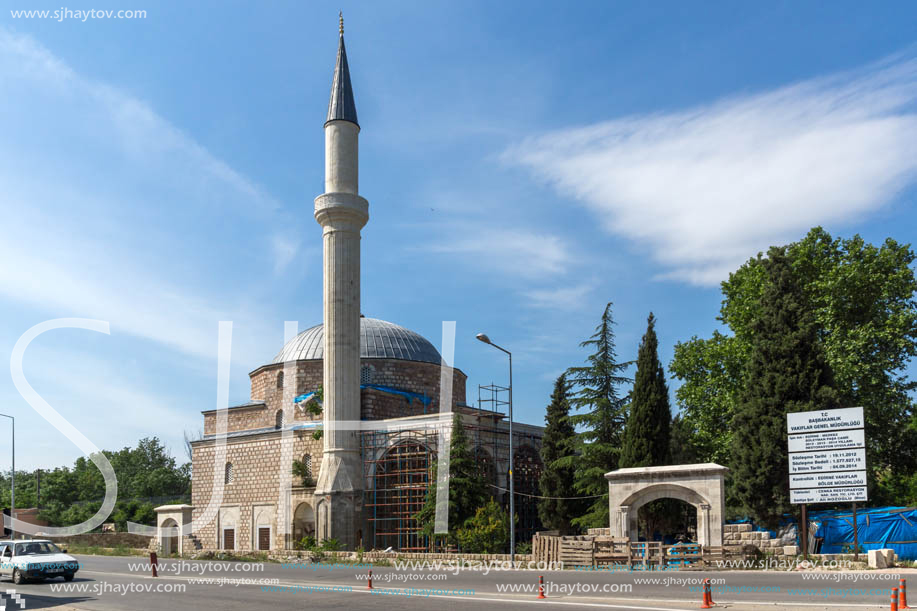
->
[248,359,467,422]
[191,432,323,552]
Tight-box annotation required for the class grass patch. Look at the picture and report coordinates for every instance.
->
[64,544,149,557]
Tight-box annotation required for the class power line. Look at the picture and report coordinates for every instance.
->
[488,484,606,500]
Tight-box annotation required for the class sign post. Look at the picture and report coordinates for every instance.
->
[852,502,859,562]
[787,407,866,558]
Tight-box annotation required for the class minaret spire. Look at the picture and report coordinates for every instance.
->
[313,14,368,550]
[326,13,358,126]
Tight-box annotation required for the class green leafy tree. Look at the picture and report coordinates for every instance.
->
[537,374,580,535]
[669,331,744,464]
[566,302,632,530]
[415,413,489,546]
[730,247,841,527]
[620,313,671,469]
[456,499,510,554]
[671,228,917,504]
[0,437,190,529]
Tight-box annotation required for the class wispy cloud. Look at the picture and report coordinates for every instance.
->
[428,227,574,279]
[0,28,289,360]
[523,283,594,310]
[507,54,917,285]
[271,234,301,274]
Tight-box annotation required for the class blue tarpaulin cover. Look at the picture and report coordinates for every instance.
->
[728,507,917,560]
[293,385,432,407]
[811,506,917,560]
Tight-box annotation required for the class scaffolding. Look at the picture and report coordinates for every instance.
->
[362,426,439,552]
[475,384,545,541]
[360,389,546,552]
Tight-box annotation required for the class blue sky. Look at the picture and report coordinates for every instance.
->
[1,0,916,469]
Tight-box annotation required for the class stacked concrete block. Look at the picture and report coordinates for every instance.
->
[723,523,789,554]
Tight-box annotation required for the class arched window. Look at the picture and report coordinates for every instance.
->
[275,409,285,429]
[276,371,284,389]
[302,454,312,478]
[224,462,234,485]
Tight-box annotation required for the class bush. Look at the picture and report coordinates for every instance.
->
[456,500,510,554]
[320,538,341,552]
[295,536,316,551]
[292,460,316,488]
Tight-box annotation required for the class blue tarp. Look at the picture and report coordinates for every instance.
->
[361,384,432,407]
[811,506,917,560]
[293,385,432,408]
[730,507,917,560]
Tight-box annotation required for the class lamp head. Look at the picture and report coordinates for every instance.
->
[475,333,491,345]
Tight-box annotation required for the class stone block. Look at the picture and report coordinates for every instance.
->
[735,523,753,533]
[867,549,888,569]
[783,545,799,556]
[881,549,896,567]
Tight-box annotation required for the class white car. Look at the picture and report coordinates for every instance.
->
[0,540,79,584]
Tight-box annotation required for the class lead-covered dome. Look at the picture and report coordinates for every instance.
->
[273,317,442,365]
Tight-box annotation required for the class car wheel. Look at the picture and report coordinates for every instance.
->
[12,568,25,584]
[64,574,75,582]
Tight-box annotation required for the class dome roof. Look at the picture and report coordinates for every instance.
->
[272,317,442,365]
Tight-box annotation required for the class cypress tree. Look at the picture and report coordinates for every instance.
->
[620,313,671,468]
[538,374,579,535]
[731,246,841,528]
[567,302,632,530]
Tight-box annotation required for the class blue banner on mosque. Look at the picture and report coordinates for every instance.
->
[293,385,431,406]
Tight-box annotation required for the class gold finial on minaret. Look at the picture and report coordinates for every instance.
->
[339,12,344,35]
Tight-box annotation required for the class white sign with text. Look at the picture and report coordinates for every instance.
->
[786,407,864,435]
[790,486,868,504]
[789,448,866,474]
[790,470,867,489]
[787,428,865,453]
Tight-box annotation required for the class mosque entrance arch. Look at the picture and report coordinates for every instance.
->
[292,502,315,544]
[605,463,728,547]
[370,439,435,552]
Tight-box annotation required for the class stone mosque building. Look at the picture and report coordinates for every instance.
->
[181,22,545,554]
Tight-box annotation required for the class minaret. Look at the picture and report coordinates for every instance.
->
[312,13,367,549]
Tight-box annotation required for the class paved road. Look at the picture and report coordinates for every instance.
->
[0,555,907,610]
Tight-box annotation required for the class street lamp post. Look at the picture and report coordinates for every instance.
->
[0,414,13,541]
[475,333,514,562]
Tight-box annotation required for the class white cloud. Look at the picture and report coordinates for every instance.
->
[429,227,574,278]
[523,283,594,310]
[271,234,301,274]
[507,54,917,285]
[0,28,285,361]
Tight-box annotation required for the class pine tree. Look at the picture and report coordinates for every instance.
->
[620,313,671,468]
[415,413,489,546]
[731,247,841,528]
[567,302,633,530]
[537,374,579,535]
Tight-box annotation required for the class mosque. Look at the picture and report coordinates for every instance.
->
[180,21,545,554]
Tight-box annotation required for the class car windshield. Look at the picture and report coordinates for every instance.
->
[14,542,62,555]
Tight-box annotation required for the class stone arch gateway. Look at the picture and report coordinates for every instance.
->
[605,463,728,547]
